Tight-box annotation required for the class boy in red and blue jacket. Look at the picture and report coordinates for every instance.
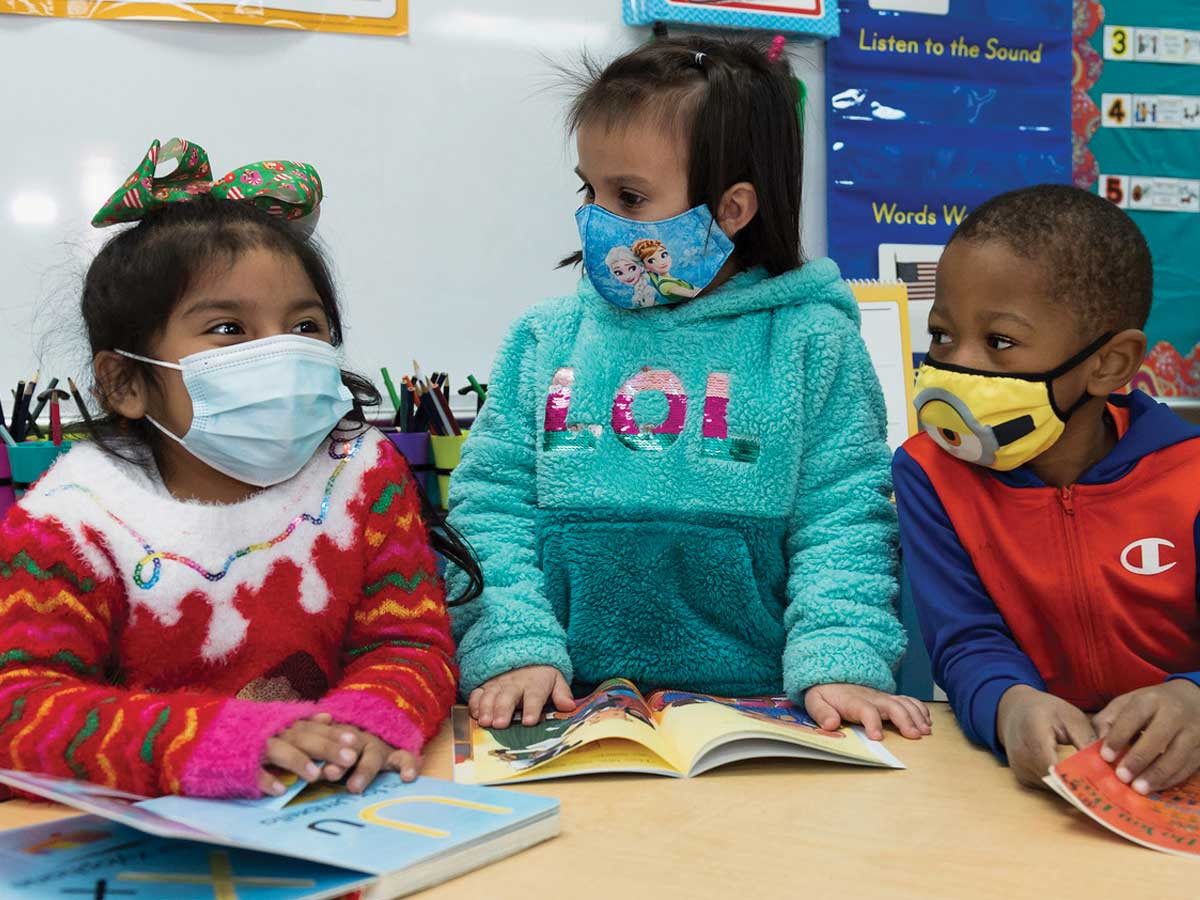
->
[894,184,1200,792]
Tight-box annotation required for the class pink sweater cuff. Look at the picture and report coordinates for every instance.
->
[180,698,317,798]
[318,691,424,755]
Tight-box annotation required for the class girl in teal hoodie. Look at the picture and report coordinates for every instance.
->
[449,35,931,743]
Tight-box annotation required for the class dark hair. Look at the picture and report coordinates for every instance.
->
[948,184,1153,332]
[81,195,482,605]
[559,34,804,275]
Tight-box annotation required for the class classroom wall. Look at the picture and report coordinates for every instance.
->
[0,1,828,413]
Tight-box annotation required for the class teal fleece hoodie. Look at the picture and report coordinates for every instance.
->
[448,259,904,700]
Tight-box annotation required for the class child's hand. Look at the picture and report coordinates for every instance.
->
[258,713,366,796]
[319,724,421,793]
[804,683,932,741]
[1093,679,1200,795]
[997,685,1095,789]
[469,666,575,728]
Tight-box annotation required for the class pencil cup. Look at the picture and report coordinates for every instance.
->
[0,446,14,520]
[9,441,74,498]
[385,431,435,499]
[430,432,469,512]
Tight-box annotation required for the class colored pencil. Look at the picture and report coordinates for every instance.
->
[380,367,402,426]
[67,378,96,430]
[0,424,16,449]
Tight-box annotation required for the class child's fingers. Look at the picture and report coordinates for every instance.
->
[1060,709,1098,750]
[551,676,576,712]
[265,738,321,783]
[880,698,923,740]
[1011,727,1058,789]
[1130,731,1199,794]
[488,686,523,730]
[468,688,484,719]
[803,690,842,732]
[347,742,388,794]
[1102,698,1155,760]
[323,764,345,782]
[257,769,287,797]
[284,727,360,772]
[907,696,933,727]
[386,750,421,782]
[475,685,503,727]
[1093,695,1130,745]
[520,682,552,726]
[1114,712,1176,785]
[896,696,932,734]
[852,701,885,741]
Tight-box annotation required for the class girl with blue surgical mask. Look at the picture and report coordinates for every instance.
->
[449,37,932,742]
[0,138,480,800]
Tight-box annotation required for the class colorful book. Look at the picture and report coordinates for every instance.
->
[1045,743,1200,857]
[0,769,559,898]
[452,678,903,785]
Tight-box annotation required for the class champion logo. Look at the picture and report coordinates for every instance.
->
[1120,538,1177,576]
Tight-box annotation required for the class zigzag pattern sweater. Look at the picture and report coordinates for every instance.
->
[0,429,456,798]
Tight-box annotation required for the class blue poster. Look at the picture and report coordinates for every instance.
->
[827,0,1074,289]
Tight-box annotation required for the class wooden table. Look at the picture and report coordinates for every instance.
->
[0,705,1189,899]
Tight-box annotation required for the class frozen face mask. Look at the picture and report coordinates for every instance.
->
[575,203,734,309]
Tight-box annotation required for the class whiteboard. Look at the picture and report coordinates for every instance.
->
[0,1,828,418]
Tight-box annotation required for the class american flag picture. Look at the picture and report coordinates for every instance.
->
[896,261,937,303]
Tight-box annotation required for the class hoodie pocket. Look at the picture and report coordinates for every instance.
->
[541,521,785,691]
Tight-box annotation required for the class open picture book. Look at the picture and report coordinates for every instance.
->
[1045,743,1200,858]
[0,767,558,899]
[453,678,903,785]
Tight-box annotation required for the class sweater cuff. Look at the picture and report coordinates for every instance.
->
[784,635,898,699]
[180,698,318,798]
[457,637,574,697]
[319,691,425,755]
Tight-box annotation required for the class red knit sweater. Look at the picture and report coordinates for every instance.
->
[0,429,457,798]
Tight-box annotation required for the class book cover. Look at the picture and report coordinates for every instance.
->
[0,771,560,897]
[1046,743,1200,857]
[453,678,902,785]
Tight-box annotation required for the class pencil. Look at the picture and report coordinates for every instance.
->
[0,424,15,449]
[10,381,24,434]
[67,378,96,430]
[27,377,59,429]
[380,367,403,426]
[13,378,35,443]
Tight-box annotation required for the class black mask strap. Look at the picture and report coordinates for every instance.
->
[1046,331,1115,422]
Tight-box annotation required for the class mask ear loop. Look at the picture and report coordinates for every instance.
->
[1044,331,1116,422]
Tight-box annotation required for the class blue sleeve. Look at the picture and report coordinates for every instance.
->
[891,448,1045,758]
[1165,513,1200,690]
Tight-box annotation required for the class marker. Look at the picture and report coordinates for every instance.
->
[13,377,35,443]
[38,387,70,446]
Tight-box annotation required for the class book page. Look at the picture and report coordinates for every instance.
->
[1050,743,1200,857]
[452,680,678,785]
[647,692,899,771]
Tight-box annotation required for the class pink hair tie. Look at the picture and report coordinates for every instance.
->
[767,35,786,62]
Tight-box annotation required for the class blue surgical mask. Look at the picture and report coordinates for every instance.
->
[118,334,355,487]
[575,203,735,309]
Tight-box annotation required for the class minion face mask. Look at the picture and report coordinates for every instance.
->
[913,332,1113,471]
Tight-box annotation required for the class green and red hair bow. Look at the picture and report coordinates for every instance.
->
[92,138,323,229]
